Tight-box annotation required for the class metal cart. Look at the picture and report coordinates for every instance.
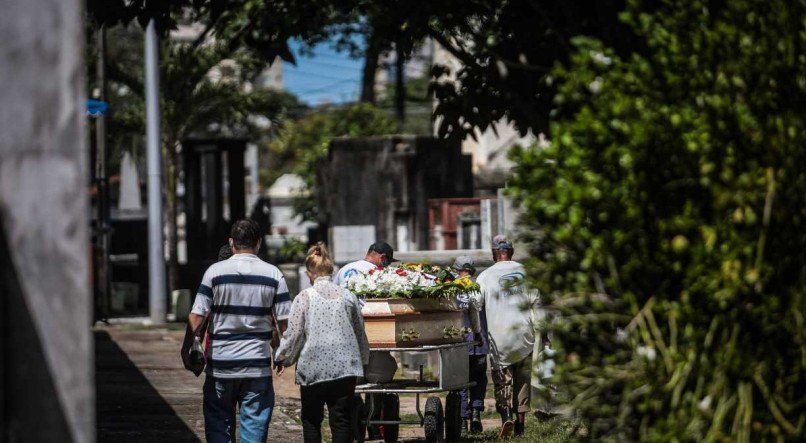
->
[352,342,474,443]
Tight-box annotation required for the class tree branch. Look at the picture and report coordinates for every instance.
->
[427,29,478,68]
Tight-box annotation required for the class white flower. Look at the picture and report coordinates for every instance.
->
[347,266,438,298]
[698,395,712,412]
[588,76,604,94]
[590,51,612,66]
[636,345,657,361]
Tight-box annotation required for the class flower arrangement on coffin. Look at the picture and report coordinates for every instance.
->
[346,264,480,300]
[354,263,479,348]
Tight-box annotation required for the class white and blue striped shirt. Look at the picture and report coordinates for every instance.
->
[191,253,292,378]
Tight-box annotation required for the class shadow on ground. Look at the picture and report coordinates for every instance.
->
[95,330,200,442]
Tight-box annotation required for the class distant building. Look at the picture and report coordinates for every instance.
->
[171,21,284,221]
[431,41,535,193]
[255,59,284,91]
[375,37,535,192]
[316,136,473,257]
[266,173,317,238]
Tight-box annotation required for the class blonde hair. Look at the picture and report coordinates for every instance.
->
[305,241,334,277]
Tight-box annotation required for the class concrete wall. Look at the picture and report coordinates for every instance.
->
[0,0,94,441]
[317,135,473,256]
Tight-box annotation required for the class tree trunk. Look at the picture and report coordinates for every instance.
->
[164,138,180,294]
[394,35,406,124]
[360,25,380,104]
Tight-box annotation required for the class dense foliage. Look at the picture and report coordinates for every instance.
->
[264,103,396,220]
[509,0,806,440]
[87,1,633,141]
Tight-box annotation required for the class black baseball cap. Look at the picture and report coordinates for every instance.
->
[368,241,395,262]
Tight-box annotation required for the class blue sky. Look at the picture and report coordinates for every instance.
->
[283,40,364,105]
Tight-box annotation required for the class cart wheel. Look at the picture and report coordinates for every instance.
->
[444,391,462,442]
[381,394,400,443]
[423,396,444,443]
[351,395,366,443]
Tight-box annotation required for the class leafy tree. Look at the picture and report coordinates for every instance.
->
[403,0,632,140]
[263,103,397,220]
[208,1,631,139]
[509,0,806,440]
[87,0,195,33]
[88,1,633,141]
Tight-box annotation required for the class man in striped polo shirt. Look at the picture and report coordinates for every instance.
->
[183,219,291,443]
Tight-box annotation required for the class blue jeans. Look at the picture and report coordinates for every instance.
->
[203,376,275,443]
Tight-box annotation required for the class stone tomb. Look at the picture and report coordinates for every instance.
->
[316,135,473,259]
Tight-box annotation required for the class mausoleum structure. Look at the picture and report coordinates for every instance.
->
[316,135,473,261]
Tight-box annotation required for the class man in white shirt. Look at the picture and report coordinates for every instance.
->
[333,241,395,286]
[475,235,539,438]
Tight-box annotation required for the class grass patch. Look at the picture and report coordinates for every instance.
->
[460,417,577,442]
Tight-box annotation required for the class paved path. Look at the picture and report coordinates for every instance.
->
[94,324,501,442]
[95,325,302,442]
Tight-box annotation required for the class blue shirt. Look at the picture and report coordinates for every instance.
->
[455,292,489,356]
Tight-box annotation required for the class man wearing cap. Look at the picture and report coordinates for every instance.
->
[333,241,395,286]
[452,256,488,434]
[475,235,539,438]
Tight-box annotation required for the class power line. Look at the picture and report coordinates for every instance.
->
[296,59,362,71]
[285,68,357,82]
[295,78,361,95]
[295,51,363,62]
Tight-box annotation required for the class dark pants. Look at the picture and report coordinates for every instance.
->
[300,377,356,443]
[492,354,533,414]
[460,354,488,418]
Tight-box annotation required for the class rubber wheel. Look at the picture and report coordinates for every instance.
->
[444,392,462,442]
[423,396,444,443]
[351,395,366,443]
[381,394,400,443]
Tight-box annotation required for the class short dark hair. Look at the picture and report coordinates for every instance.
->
[217,244,233,261]
[230,219,261,250]
[368,241,395,261]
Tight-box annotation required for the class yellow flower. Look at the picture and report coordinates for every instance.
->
[455,277,472,288]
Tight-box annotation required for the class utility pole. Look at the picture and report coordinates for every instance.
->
[145,19,166,324]
[95,26,110,322]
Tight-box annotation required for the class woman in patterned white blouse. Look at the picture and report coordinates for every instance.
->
[274,242,370,443]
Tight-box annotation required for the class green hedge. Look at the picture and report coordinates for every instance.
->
[509,0,806,440]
